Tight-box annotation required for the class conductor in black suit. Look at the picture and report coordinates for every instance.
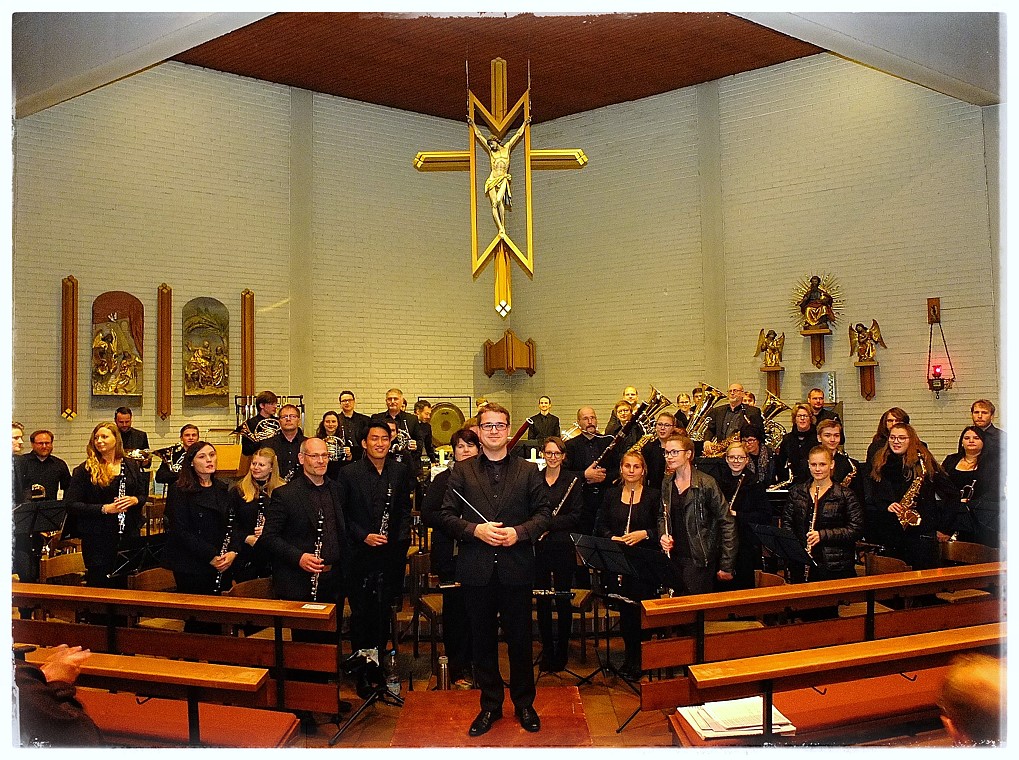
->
[261,437,348,644]
[437,402,551,737]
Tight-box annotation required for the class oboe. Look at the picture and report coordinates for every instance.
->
[805,484,821,582]
[116,473,127,535]
[310,510,324,601]
[213,507,235,593]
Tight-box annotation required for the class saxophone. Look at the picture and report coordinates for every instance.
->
[116,473,127,535]
[840,456,858,488]
[213,508,235,593]
[310,510,325,601]
[897,459,926,527]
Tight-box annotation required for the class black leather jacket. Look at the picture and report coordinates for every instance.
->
[784,482,863,575]
[658,469,736,573]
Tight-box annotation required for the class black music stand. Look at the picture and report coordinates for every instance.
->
[751,524,814,572]
[13,500,66,584]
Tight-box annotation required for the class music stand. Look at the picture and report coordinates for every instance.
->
[13,499,66,537]
[751,524,814,570]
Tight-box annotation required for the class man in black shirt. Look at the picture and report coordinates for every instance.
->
[414,400,436,461]
[807,387,843,446]
[526,395,560,441]
[18,430,71,502]
[114,406,149,464]
[338,421,414,696]
[239,390,280,458]
[564,406,616,534]
[154,424,199,489]
[703,383,764,455]
[337,390,370,461]
[371,388,420,459]
[268,404,306,482]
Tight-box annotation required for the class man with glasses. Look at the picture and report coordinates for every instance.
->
[641,411,676,487]
[371,388,420,458]
[337,390,370,461]
[659,434,735,595]
[436,403,550,737]
[702,383,764,456]
[268,404,307,482]
[338,421,415,697]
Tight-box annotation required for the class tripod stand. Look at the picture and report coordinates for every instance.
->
[330,568,404,745]
[533,589,587,683]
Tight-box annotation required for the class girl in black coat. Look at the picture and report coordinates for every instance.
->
[942,425,1001,547]
[784,446,863,582]
[65,422,147,588]
[231,446,286,581]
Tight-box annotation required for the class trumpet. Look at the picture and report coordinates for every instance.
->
[686,383,726,442]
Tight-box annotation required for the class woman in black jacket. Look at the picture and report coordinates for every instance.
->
[64,422,147,588]
[594,451,660,680]
[942,425,1001,547]
[231,446,286,581]
[784,446,863,582]
[163,441,241,598]
[773,405,816,487]
[535,436,582,672]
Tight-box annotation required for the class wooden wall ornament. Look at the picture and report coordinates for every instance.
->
[60,275,78,419]
[182,297,229,397]
[483,329,536,377]
[157,284,172,419]
[791,274,843,369]
[240,289,255,397]
[754,328,785,397]
[91,291,144,396]
[414,57,588,318]
[849,320,886,400]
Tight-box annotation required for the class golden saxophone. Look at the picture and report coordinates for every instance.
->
[897,459,926,527]
[840,457,858,488]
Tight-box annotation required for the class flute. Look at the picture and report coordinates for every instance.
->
[213,507,235,593]
[805,485,820,582]
[539,476,578,541]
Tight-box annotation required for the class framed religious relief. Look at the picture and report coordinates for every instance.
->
[91,291,143,396]
[182,297,229,397]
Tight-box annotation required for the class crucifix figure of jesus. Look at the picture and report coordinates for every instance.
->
[469,115,531,238]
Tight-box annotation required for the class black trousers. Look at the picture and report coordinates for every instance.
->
[535,542,575,663]
[465,578,535,714]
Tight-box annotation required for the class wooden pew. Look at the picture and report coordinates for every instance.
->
[686,622,1004,737]
[638,562,1003,741]
[12,582,341,716]
[22,646,276,745]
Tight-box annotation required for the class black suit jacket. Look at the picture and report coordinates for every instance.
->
[261,474,348,600]
[337,457,415,543]
[436,454,550,587]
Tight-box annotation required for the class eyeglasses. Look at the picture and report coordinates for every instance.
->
[479,422,509,432]
[303,453,330,460]
[280,414,300,419]
[726,455,748,462]
[655,422,674,428]
[664,449,690,457]
[888,435,909,443]
[543,451,564,458]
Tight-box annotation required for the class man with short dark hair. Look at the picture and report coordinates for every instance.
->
[414,400,436,461]
[114,407,149,452]
[18,430,71,502]
[436,403,550,737]
[155,424,200,488]
[807,388,842,445]
[240,391,280,457]
[337,390,370,461]
[970,399,1003,459]
[527,395,560,441]
[268,404,306,482]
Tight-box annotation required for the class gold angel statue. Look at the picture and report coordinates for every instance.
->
[754,329,785,368]
[849,320,886,363]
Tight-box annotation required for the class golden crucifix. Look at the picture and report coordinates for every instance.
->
[414,58,587,317]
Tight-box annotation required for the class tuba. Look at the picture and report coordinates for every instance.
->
[628,386,674,452]
[760,391,792,452]
[686,383,726,442]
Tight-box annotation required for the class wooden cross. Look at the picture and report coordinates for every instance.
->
[414,58,587,317]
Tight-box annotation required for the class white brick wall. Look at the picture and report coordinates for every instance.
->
[13,54,998,465]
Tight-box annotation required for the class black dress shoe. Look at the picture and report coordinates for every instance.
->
[468,709,502,737]
[338,699,353,713]
[517,706,541,732]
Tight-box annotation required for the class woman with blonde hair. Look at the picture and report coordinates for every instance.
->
[65,422,147,587]
[232,446,285,581]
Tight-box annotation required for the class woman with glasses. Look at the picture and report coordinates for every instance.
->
[535,436,582,673]
[773,404,816,486]
[231,446,286,582]
[64,422,148,588]
[594,451,659,680]
[865,407,910,475]
[784,446,863,583]
[867,423,955,569]
[941,426,1000,547]
[710,441,771,589]
[641,412,676,488]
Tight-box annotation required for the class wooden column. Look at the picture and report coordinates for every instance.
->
[60,275,78,419]
[157,283,172,419]
[856,361,878,400]
[801,327,831,369]
[241,289,255,396]
[760,365,783,398]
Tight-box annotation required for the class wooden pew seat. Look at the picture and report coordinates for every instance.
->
[77,689,300,747]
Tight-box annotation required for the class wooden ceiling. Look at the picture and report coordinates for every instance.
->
[172,12,824,123]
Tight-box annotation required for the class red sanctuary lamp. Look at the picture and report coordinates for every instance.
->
[926,298,956,399]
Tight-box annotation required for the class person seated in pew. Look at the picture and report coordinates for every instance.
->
[783,446,863,583]
[938,652,1004,746]
[594,451,659,681]
[15,645,102,747]
[163,441,242,632]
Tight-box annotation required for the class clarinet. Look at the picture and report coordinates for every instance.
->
[116,473,127,535]
[379,485,393,538]
[310,510,325,601]
[539,476,579,541]
[805,484,821,582]
[213,507,236,593]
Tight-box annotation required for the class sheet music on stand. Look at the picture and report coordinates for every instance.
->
[678,697,795,739]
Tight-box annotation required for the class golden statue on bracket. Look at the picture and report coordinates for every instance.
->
[414,58,587,318]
